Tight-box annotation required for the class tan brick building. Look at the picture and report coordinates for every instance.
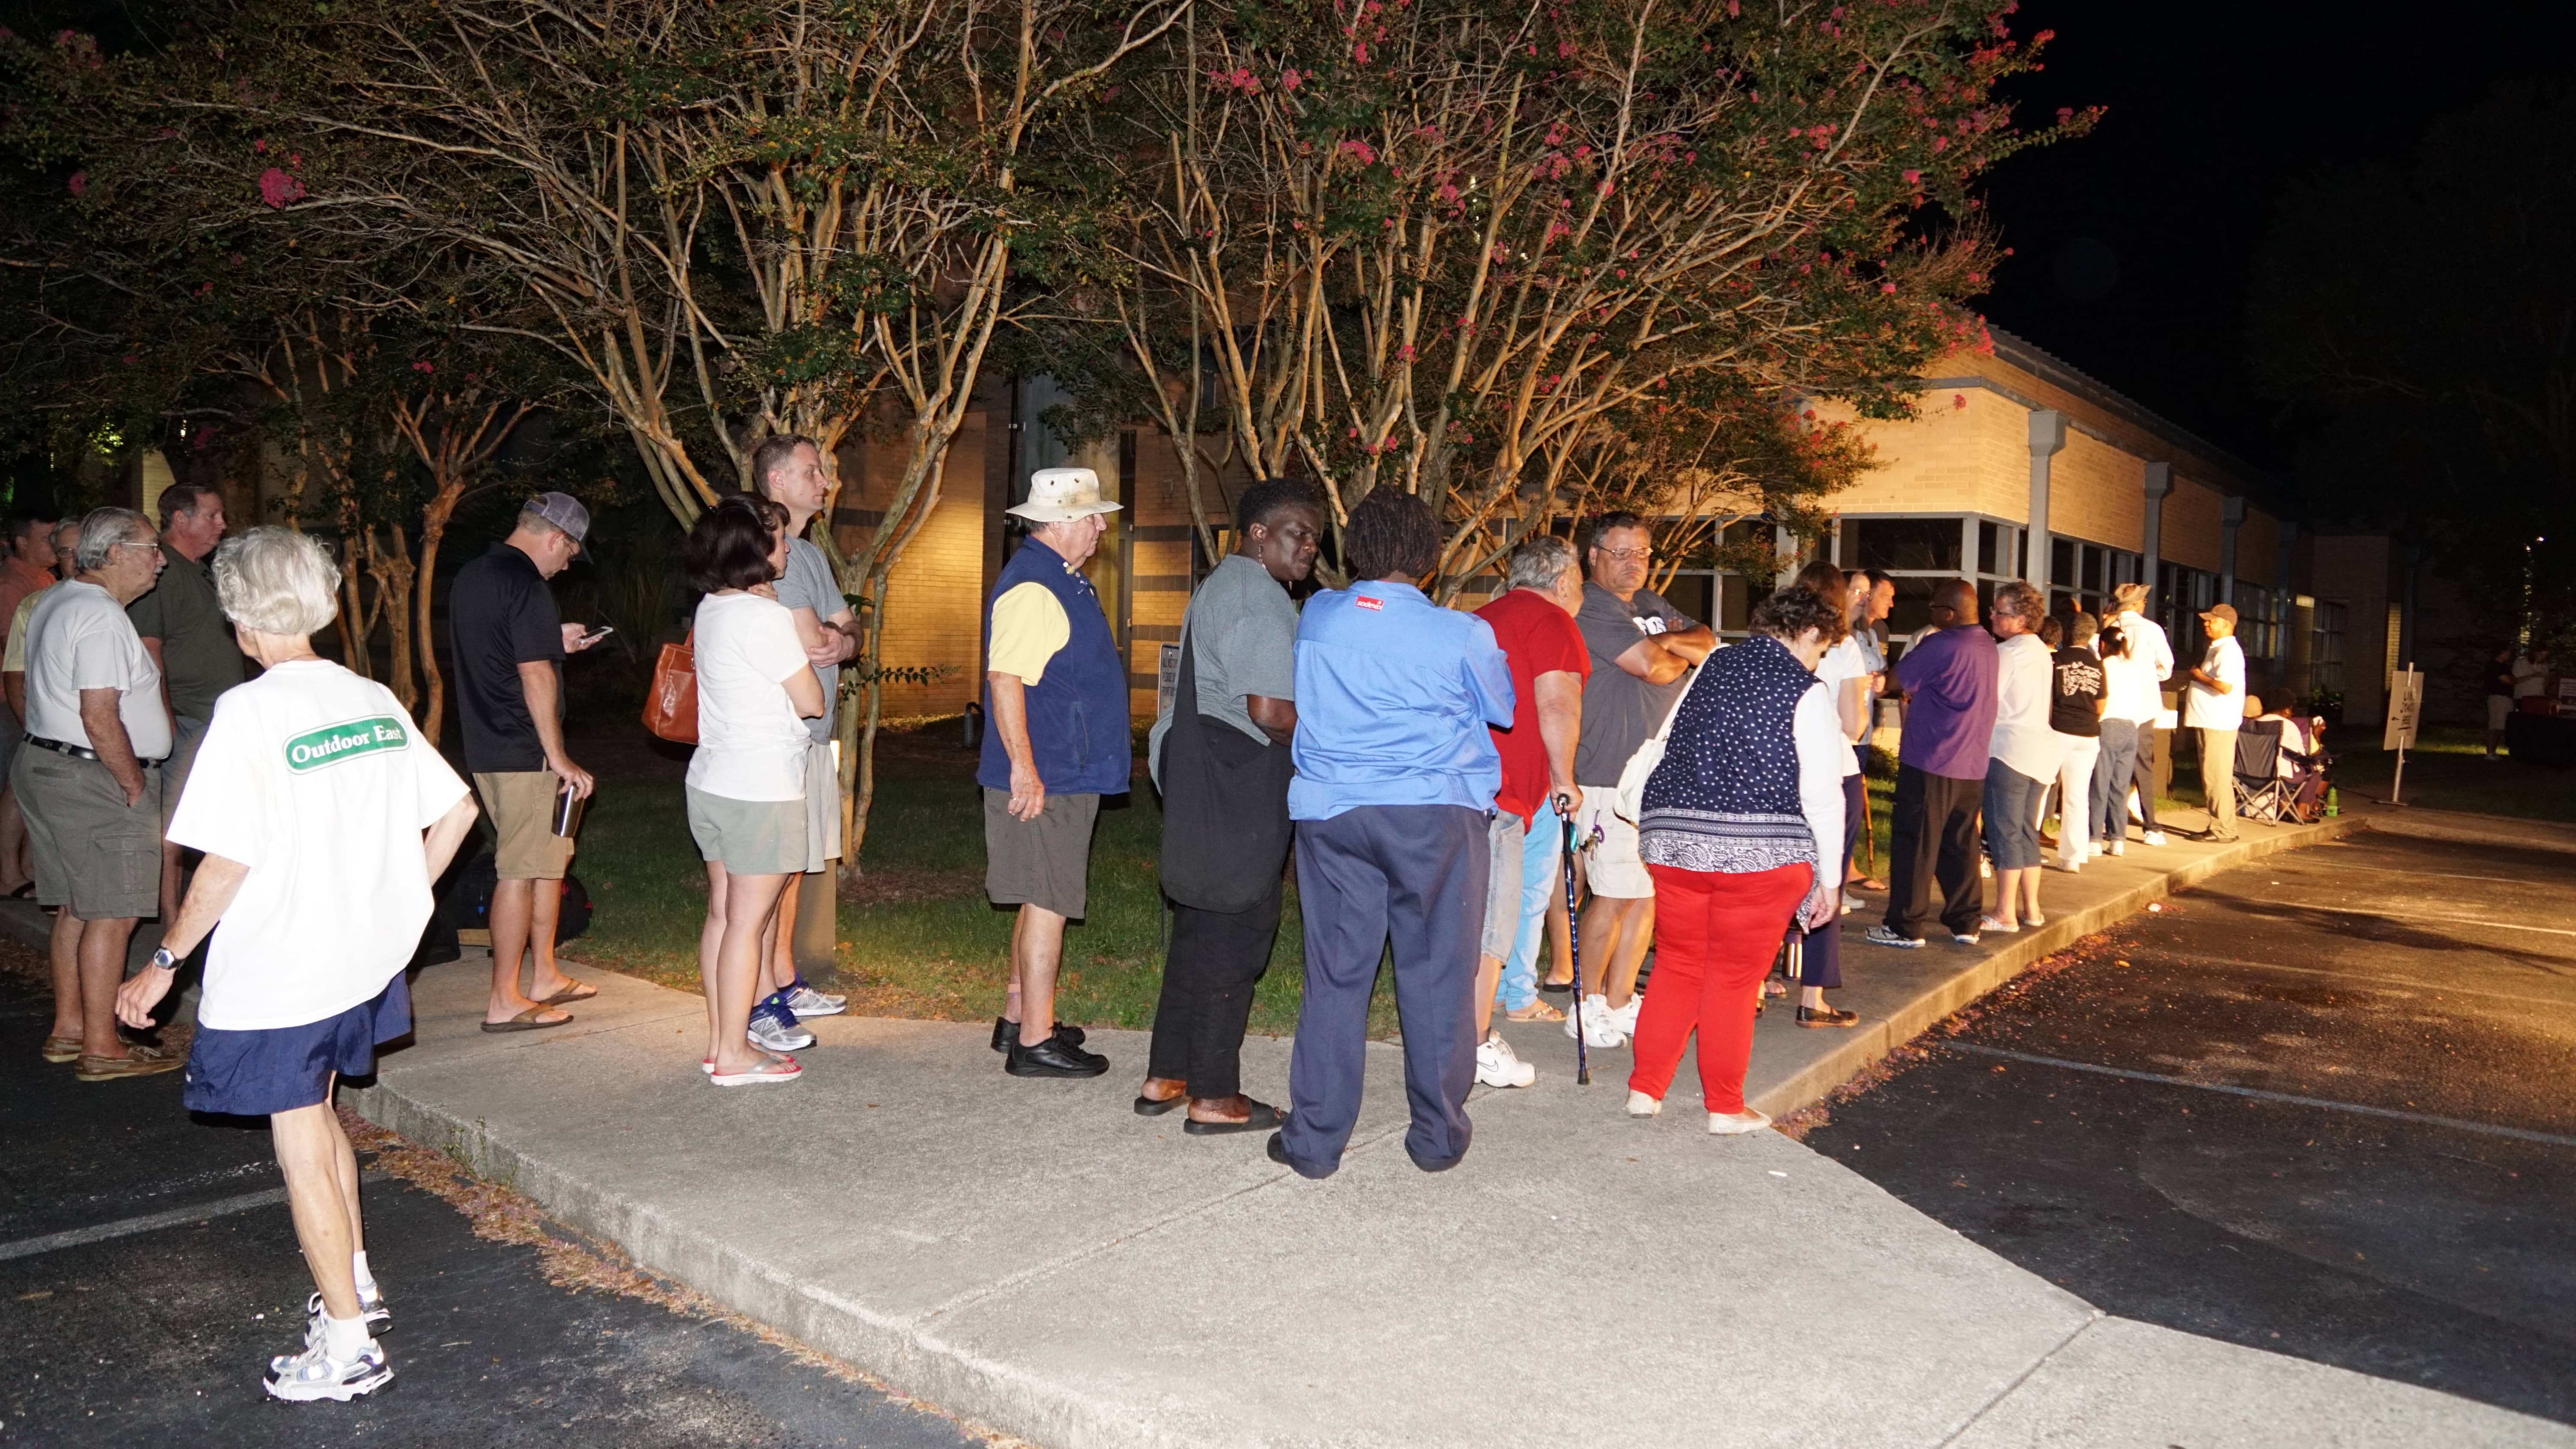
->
[826,330,2413,729]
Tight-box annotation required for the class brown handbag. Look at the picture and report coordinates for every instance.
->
[642,634,698,743]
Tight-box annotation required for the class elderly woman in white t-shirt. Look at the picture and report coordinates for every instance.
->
[118,527,479,1401]
[682,494,827,1087]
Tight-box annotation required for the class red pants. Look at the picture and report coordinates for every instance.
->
[1629,862,1814,1113]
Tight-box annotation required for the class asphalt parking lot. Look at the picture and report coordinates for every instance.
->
[1809,827,2576,1425]
[0,970,981,1449]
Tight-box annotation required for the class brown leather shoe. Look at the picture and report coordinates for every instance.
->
[42,1034,82,1064]
[76,1044,182,1081]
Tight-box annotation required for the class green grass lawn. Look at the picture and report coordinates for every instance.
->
[2323,722,2576,821]
[564,747,1348,1038]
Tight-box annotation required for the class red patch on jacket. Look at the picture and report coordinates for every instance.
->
[1353,595,1384,611]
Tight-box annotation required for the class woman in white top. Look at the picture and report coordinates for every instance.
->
[1981,581,2058,932]
[682,495,827,1087]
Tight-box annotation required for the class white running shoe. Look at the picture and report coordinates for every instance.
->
[1476,1036,1536,1088]
[1625,1089,1662,1117]
[1707,1108,1772,1136]
[1605,993,1645,1037]
[2109,839,2126,857]
[748,1012,814,1052]
[265,1337,392,1402]
[2141,831,2169,847]
[784,984,847,1018]
[1564,994,1627,1048]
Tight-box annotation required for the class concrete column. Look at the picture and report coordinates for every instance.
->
[2220,495,2246,605]
[2141,462,2172,596]
[2026,410,2067,591]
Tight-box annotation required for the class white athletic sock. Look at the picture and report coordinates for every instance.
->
[350,1251,375,1294]
[321,1312,374,1360]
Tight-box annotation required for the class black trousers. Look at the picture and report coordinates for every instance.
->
[1885,764,1984,940]
[1145,879,1282,1101]
[2130,724,2162,831]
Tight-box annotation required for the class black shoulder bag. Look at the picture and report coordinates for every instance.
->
[1157,624,1296,913]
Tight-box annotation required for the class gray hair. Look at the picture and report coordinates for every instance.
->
[1506,535,1579,593]
[212,526,341,636]
[49,519,80,557]
[74,507,154,573]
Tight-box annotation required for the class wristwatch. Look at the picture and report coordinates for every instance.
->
[149,945,178,972]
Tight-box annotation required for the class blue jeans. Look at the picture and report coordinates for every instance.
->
[2092,719,2139,842]
[1981,759,2047,871]
[1496,801,1562,1012]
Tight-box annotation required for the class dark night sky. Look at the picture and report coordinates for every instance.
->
[1971,1,2576,473]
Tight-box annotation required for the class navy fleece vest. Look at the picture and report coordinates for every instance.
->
[977,538,1132,795]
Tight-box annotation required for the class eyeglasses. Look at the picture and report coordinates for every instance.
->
[1593,546,1653,563]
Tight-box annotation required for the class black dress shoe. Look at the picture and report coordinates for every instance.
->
[1005,1030,1109,1078]
[992,1017,1087,1053]
[1182,1097,1283,1136]
[1795,1003,1861,1028]
[1265,1131,1292,1166]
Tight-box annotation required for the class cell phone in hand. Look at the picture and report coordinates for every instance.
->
[579,625,615,646]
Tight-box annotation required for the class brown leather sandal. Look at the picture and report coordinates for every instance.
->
[76,1044,182,1081]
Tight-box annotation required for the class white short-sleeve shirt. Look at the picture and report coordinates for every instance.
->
[686,591,814,802]
[24,580,171,758]
[1811,635,1870,777]
[168,661,469,1030]
[2184,634,2248,730]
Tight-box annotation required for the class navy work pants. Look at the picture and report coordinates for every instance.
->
[1277,803,1487,1178]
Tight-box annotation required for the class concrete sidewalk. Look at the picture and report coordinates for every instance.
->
[301,808,2570,1449]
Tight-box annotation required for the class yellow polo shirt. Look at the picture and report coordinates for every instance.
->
[987,582,1070,685]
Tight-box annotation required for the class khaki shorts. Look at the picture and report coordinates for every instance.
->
[984,788,1099,920]
[1576,785,1654,899]
[16,748,164,920]
[1481,811,1526,959]
[687,786,808,876]
[799,741,842,874]
[474,770,578,880]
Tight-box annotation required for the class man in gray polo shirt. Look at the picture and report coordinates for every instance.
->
[21,506,175,1080]
[131,482,243,922]
[750,436,860,1022]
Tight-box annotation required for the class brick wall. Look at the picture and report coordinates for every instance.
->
[831,412,989,718]
[1818,388,2031,524]
[2162,477,2226,573]
[2235,509,2281,587]
[2047,428,2145,552]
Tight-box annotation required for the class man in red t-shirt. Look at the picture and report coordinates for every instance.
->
[1470,537,1591,1088]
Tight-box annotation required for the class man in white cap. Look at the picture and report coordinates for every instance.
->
[981,467,1128,1078]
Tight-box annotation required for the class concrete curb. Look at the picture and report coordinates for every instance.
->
[1750,812,2365,1120]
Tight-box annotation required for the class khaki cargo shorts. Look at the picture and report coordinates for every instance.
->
[474,770,578,880]
[17,748,164,920]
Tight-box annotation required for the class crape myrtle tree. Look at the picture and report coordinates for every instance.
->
[2249,82,2576,654]
[1065,0,2084,593]
[17,0,1188,862]
[0,29,563,730]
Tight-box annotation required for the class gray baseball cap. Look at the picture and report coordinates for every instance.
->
[522,491,592,552]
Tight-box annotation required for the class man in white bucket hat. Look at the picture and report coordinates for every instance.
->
[980,467,1128,1077]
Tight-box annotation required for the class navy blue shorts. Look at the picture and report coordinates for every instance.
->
[183,974,412,1117]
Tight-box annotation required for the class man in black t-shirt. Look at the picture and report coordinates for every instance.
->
[450,494,605,1032]
[2047,612,2108,873]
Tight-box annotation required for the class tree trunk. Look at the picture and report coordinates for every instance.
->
[414,485,462,746]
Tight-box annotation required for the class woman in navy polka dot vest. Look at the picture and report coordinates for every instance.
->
[1626,583,1849,1135]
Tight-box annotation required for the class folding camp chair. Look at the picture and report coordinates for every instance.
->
[2233,721,2297,824]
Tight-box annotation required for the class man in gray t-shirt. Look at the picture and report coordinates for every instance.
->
[752,440,861,1009]
[1148,552,1299,776]
[1564,513,1716,1038]
[1142,482,1321,1131]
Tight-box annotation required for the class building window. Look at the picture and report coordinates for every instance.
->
[1658,518,1766,635]
[1838,514,2022,636]
[2157,561,2219,668]
[2233,581,2281,661]
[2312,601,2346,692]
[2049,536,2143,621]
